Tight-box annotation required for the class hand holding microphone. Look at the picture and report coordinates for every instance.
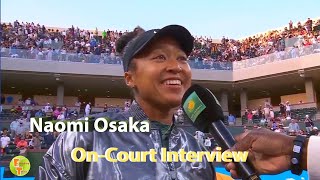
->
[181,84,261,180]
[226,129,308,179]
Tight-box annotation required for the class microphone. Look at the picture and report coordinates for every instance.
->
[181,84,260,180]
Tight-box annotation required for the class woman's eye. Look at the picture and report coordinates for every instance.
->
[153,55,166,60]
[178,56,188,61]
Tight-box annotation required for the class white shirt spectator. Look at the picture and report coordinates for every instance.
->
[270,110,274,119]
[22,106,28,111]
[288,122,300,132]
[1,136,11,148]
[264,107,270,115]
[85,103,91,116]
[10,120,19,132]
[25,98,31,105]
[286,104,291,111]
[44,104,51,112]
[57,113,65,120]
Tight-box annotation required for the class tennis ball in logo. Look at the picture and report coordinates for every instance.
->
[10,156,31,176]
[188,100,195,111]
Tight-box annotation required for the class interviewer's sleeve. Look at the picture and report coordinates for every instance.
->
[307,136,320,180]
[36,132,93,180]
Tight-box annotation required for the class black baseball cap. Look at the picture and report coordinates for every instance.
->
[122,25,194,72]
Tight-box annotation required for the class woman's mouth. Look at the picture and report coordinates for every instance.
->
[164,80,182,85]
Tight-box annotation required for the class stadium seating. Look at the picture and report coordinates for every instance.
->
[1,18,319,70]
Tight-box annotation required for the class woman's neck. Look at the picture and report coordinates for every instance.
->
[135,98,177,125]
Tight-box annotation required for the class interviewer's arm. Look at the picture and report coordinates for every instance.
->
[225,129,315,179]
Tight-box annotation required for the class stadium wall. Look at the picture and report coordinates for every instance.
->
[281,93,307,104]
[2,53,320,82]
[94,97,130,107]
[2,94,22,104]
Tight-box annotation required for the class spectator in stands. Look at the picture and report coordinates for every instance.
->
[16,136,28,155]
[1,128,10,138]
[103,103,108,112]
[309,127,319,136]
[115,105,121,113]
[271,121,278,131]
[263,104,271,121]
[46,107,53,117]
[53,107,61,119]
[228,113,236,125]
[124,101,131,112]
[247,110,253,124]
[62,105,68,119]
[35,109,43,117]
[10,118,20,138]
[85,102,91,116]
[288,119,300,134]
[1,128,11,155]
[69,109,78,119]
[15,117,28,136]
[44,103,51,112]
[25,97,31,105]
[30,132,43,149]
[10,106,17,114]
[269,107,274,120]
[275,123,286,134]
[304,115,314,133]
[57,110,65,120]
[24,131,33,140]
[43,132,56,148]
[285,101,291,117]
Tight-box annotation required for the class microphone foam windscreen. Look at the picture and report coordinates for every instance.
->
[182,84,224,132]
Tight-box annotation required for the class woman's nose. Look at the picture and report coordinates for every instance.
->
[165,59,182,73]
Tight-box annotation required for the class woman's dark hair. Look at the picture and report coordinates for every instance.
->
[116,26,145,97]
[115,26,145,71]
[115,26,145,55]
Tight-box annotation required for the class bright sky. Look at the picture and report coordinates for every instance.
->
[1,0,319,39]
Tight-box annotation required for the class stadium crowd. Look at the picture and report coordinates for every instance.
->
[1,19,320,70]
[0,97,132,157]
[239,100,320,137]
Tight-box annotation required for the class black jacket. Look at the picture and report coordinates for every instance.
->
[36,101,216,180]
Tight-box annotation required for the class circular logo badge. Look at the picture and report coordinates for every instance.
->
[188,100,195,111]
[9,156,31,176]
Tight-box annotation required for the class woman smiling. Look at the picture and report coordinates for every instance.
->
[37,25,217,180]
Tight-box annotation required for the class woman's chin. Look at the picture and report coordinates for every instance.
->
[163,97,182,108]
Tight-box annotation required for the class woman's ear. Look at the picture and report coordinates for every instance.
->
[124,71,135,88]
